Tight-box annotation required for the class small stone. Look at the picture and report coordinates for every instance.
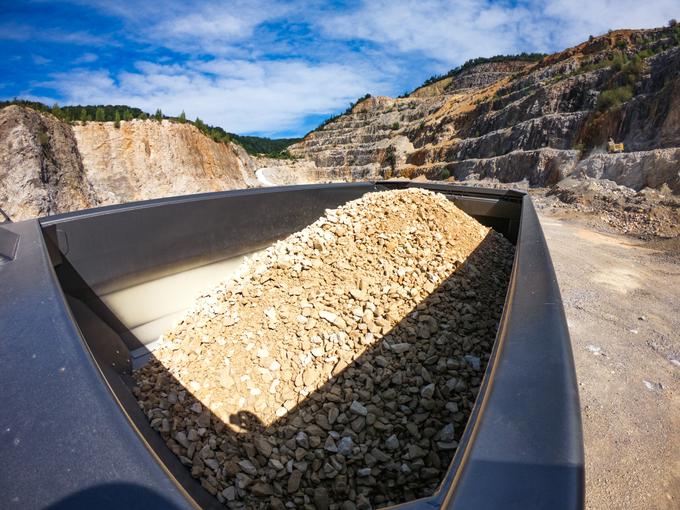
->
[324,436,338,453]
[356,467,372,477]
[255,436,273,457]
[288,470,303,493]
[337,436,354,456]
[407,444,427,459]
[385,434,400,450]
[319,310,338,324]
[295,431,310,449]
[190,402,202,414]
[361,332,374,346]
[251,482,274,497]
[374,355,388,367]
[643,380,663,392]
[313,487,330,510]
[349,400,368,416]
[464,355,481,370]
[420,383,435,399]
[175,431,189,449]
[349,288,368,301]
[238,459,258,476]
[390,343,411,354]
[356,494,371,509]
[438,423,456,442]
[371,448,390,462]
[270,458,284,470]
[205,458,220,471]
[221,486,236,501]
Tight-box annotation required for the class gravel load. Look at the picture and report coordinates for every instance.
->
[133,188,514,509]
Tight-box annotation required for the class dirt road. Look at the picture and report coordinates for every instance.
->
[538,213,680,510]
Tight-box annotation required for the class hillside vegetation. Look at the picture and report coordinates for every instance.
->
[0,100,300,157]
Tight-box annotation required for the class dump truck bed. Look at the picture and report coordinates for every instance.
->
[0,182,583,509]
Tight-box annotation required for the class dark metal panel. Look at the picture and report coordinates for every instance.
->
[443,196,584,510]
[41,183,377,294]
[0,220,199,510]
[1,184,582,509]
[0,225,19,260]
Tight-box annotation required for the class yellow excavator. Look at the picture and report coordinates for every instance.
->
[607,138,624,153]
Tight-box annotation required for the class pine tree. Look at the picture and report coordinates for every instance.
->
[95,107,105,122]
[179,110,186,123]
[124,109,133,121]
[114,110,121,129]
[80,108,88,124]
[51,103,62,120]
[154,108,163,121]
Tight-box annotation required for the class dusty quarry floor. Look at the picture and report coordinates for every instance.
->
[538,211,680,510]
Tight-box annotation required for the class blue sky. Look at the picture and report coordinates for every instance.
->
[1,1,678,137]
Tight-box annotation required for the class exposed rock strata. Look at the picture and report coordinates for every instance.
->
[289,28,680,193]
[0,105,94,221]
[0,108,259,220]
[73,120,257,206]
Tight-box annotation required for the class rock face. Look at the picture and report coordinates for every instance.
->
[289,27,680,193]
[0,105,94,220]
[575,148,680,193]
[0,109,258,221]
[73,120,257,206]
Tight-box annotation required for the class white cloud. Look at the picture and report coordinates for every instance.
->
[0,22,107,45]
[69,0,291,55]
[23,0,680,136]
[74,52,98,64]
[31,54,51,65]
[318,0,680,68]
[40,59,384,135]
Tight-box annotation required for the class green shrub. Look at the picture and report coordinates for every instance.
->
[440,168,451,180]
[597,85,633,111]
[37,130,49,147]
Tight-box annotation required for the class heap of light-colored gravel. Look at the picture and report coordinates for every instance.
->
[133,188,514,509]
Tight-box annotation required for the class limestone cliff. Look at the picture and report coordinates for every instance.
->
[73,120,257,206]
[0,109,258,221]
[288,27,680,193]
[0,105,95,221]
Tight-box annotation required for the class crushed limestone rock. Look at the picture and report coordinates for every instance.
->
[133,188,514,509]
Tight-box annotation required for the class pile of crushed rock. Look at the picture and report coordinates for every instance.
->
[133,188,514,509]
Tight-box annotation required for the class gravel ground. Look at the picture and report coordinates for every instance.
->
[133,189,514,509]
[539,210,680,510]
